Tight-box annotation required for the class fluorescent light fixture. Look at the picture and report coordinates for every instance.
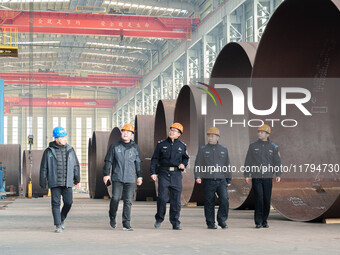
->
[18,41,60,45]
[0,0,69,3]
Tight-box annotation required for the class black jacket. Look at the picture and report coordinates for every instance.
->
[40,141,80,188]
[150,137,189,175]
[194,143,231,183]
[103,140,142,183]
[244,139,282,178]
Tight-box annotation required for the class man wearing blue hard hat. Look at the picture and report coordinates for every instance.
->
[40,126,80,233]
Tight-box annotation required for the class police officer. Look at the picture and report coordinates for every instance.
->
[244,124,281,228]
[194,127,231,229]
[150,123,189,230]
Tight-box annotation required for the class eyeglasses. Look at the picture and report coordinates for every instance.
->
[169,129,180,133]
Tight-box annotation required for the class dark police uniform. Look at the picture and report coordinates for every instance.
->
[244,138,281,226]
[150,137,189,228]
[194,143,231,227]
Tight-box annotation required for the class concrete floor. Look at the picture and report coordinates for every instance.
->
[0,193,339,255]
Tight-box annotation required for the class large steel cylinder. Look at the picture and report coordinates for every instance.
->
[135,115,157,201]
[0,144,21,196]
[154,100,176,146]
[22,150,47,197]
[89,131,110,198]
[106,127,122,197]
[207,42,258,209]
[174,85,205,205]
[87,138,92,196]
[153,99,176,197]
[107,127,122,149]
[250,0,340,221]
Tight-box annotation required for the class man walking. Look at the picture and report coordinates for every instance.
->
[150,123,189,230]
[40,126,80,233]
[244,124,282,228]
[194,127,231,229]
[103,124,142,231]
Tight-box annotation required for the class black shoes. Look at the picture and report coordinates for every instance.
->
[123,225,134,231]
[154,221,161,229]
[110,219,117,229]
[262,223,269,228]
[255,224,262,228]
[218,222,228,229]
[172,225,182,230]
[207,223,217,229]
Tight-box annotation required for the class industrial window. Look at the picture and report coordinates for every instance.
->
[4,116,7,144]
[37,117,44,150]
[27,117,33,149]
[86,117,92,139]
[101,117,107,131]
[76,117,82,163]
[12,116,18,144]
[53,117,58,128]
[60,117,66,131]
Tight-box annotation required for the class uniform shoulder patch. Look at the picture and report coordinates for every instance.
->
[158,139,166,143]
[178,140,187,146]
[270,141,278,148]
[200,145,207,149]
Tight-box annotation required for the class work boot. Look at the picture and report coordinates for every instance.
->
[55,225,62,233]
[255,224,262,228]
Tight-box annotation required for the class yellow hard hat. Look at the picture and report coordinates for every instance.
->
[207,127,220,137]
[121,124,135,134]
[170,122,183,134]
[258,124,271,134]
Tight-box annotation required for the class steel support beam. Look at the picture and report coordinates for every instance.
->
[0,10,200,39]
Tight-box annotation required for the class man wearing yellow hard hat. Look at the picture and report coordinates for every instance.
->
[150,122,189,230]
[103,123,142,231]
[244,124,282,228]
[194,127,231,229]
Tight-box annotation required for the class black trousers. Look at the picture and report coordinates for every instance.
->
[109,181,135,226]
[202,179,229,225]
[155,171,182,227]
[51,186,73,226]
[252,178,273,225]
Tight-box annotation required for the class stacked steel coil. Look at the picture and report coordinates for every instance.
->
[0,144,21,196]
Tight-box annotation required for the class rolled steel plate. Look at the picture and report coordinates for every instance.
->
[107,127,122,150]
[174,85,205,205]
[251,0,340,221]
[154,100,176,147]
[22,150,47,197]
[90,131,110,198]
[153,100,176,197]
[0,144,21,196]
[135,115,157,201]
[87,138,92,197]
[105,127,122,197]
[207,42,258,209]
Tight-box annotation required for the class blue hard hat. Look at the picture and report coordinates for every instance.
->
[53,127,67,138]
